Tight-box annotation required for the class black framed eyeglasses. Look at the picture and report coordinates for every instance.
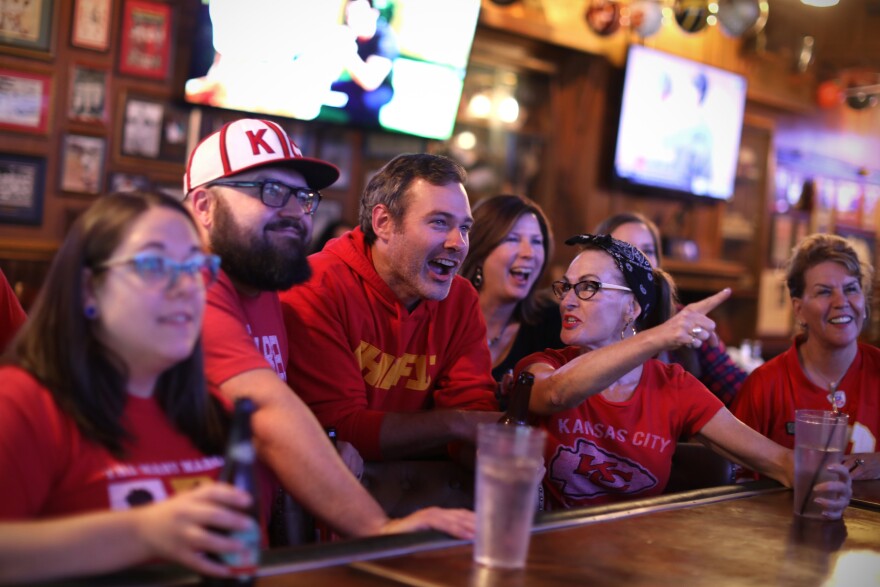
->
[209,180,322,215]
[99,252,221,290]
[551,279,632,301]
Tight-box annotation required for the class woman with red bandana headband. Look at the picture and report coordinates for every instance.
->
[514,234,852,516]
[732,233,879,481]
[595,212,747,407]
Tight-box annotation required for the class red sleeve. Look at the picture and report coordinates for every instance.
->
[514,346,581,376]
[669,365,724,439]
[0,367,68,518]
[203,275,275,390]
[281,278,387,459]
[0,269,26,353]
[430,285,498,411]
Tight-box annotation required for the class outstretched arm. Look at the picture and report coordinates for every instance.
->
[695,408,852,519]
[528,289,732,414]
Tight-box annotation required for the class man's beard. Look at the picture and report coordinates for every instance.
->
[210,198,312,291]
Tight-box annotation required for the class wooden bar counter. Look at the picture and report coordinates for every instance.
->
[852,479,880,511]
[45,482,880,587]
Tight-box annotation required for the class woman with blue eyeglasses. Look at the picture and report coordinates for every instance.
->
[513,234,852,516]
[0,191,259,583]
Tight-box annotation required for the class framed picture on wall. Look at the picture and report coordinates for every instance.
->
[68,63,108,124]
[60,134,106,195]
[108,171,151,193]
[158,103,190,163]
[118,0,172,80]
[0,68,52,134]
[120,93,164,159]
[0,153,46,225]
[0,0,55,58]
[318,130,352,190]
[71,0,112,51]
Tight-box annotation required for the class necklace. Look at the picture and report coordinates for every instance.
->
[802,362,844,393]
[802,363,845,413]
[487,316,514,347]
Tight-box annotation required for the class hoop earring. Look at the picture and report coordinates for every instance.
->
[620,320,636,340]
[472,266,483,290]
[84,304,98,320]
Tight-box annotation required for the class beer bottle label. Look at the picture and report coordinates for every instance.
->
[220,522,260,577]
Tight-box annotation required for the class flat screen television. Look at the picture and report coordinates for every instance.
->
[612,45,747,200]
[185,0,481,141]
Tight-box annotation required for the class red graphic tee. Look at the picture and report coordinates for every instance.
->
[517,348,722,509]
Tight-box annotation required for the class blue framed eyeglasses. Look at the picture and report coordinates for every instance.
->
[99,252,221,289]
[208,180,321,215]
[551,279,632,301]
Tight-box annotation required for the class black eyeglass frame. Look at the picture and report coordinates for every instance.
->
[208,180,322,215]
[551,279,632,301]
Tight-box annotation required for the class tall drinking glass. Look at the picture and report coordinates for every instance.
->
[473,423,546,569]
[793,409,848,519]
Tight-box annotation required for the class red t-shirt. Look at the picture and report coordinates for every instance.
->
[279,228,498,460]
[0,366,223,519]
[517,348,723,509]
[731,340,880,454]
[203,270,290,404]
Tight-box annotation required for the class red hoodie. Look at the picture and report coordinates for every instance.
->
[279,228,498,460]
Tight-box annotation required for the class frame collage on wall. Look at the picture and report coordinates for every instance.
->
[117,91,190,165]
[0,0,56,59]
[0,67,53,134]
[0,153,46,225]
[60,134,107,195]
[117,0,173,80]
[71,0,113,52]
[68,62,110,125]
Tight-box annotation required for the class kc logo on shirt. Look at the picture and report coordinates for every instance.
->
[549,438,657,500]
[355,341,435,391]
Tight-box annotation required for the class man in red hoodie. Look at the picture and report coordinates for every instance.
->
[280,154,500,462]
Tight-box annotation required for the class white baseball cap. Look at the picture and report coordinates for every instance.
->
[183,118,339,195]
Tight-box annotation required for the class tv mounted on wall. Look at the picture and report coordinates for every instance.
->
[185,0,481,141]
[612,45,748,200]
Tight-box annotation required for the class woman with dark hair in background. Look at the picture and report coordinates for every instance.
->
[732,233,879,480]
[595,211,746,406]
[460,194,562,386]
[515,234,851,514]
[0,192,256,583]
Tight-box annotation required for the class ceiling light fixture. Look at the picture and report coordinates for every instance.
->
[800,0,838,7]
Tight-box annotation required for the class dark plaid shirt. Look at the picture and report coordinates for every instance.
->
[696,338,746,407]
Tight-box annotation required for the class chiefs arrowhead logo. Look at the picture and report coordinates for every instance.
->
[549,438,657,500]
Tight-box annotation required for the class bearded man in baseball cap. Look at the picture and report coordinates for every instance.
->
[183,118,475,541]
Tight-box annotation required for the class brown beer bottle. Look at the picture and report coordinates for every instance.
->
[498,371,534,427]
[205,397,260,586]
[313,427,338,542]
